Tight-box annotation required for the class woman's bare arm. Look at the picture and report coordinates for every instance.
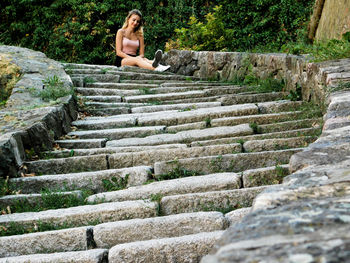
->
[138,34,145,58]
[116,29,128,58]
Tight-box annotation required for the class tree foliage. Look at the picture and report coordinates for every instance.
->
[0,0,314,64]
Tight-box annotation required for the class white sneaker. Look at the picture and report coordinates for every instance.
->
[155,64,170,72]
[152,50,163,68]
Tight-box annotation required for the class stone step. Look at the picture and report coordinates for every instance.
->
[69,70,193,81]
[0,191,83,210]
[45,144,187,157]
[108,231,224,263]
[24,154,108,175]
[0,226,90,257]
[83,101,140,108]
[106,124,253,147]
[135,103,259,126]
[242,165,289,188]
[131,101,222,113]
[76,87,139,96]
[258,118,322,133]
[85,82,159,90]
[225,207,251,225]
[154,148,302,175]
[74,104,258,129]
[0,201,157,232]
[94,212,227,249]
[160,95,221,104]
[242,136,315,152]
[68,126,166,139]
[220,92,286,105]
[55,138,107,149]
[257,100,303,113]
[0,249,108,263]
[124,90,208,103]
[0,212,226,257]
[160,186,268,215]
[190,127,321,147]
[211,111,305,127]
[108,143,242,169]
[166,121,207,133]
[10,166,151,194]
[82,107,130,116]
[87,172,241,204]
[70,73,120,86]
[79,95,122,102]
[161,82,238,87]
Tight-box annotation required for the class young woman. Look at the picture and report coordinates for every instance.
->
[115,9,170,72]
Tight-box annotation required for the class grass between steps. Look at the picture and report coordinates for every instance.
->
[0,217,103,237]
[1,189,92,215]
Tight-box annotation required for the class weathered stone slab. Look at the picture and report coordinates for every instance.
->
[167,122,206,132]
[220,92,286,105]
[257,100,303,113]
[242,165,289,188]
[0,249,108,263]
[154,149,301,175]
[137,104,259,126]
[0,191,82,209]
[79,95,122,102]
[160,186,267,215]
[211,111,303,127]
[125,90,206,103]
[243,136,315,152]
[225,207,251,225]
[0,226,88,257]
[191,127,320,147]
[108,143,242,169]
[131,102,221,113]
[108,231,224,263]
[106,125,252,147]
[84,107,130,116]
[46,144,187,158]
[72,116,136,129]
[24,154,108,175]
[259,118,321,133]
[68,126,166,139]
[289,125,350,173]
[86,82,158,90]
[87,172,241,203]
[10,166,151,193]
[76,87,127,96]
[94,212,227,248]
[0,201,157,229]
[56,138,107,149]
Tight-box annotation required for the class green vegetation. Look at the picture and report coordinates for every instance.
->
[139,87,156,95]
[0,218,102,237]
[102,175,129,191]
[167,1,314,52]
[249,122,262,134]
[29,75,73,102]
[1,189,92,214]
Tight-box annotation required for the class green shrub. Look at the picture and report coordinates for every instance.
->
[30,75,73,102]
[167,0,314,52]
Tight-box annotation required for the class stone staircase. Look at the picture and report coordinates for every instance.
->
[0,64,323,262]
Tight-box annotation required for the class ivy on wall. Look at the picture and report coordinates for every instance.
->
[0,0,314,64]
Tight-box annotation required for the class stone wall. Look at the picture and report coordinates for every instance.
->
[0,46,77,178]
[164,49,350,104]
[164,52,350,262]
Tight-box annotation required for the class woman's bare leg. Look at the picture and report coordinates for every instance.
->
[122,57,154,70]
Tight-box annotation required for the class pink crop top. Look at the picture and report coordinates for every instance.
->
[122,37,139,55]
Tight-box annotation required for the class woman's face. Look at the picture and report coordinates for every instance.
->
[128,14,141,30]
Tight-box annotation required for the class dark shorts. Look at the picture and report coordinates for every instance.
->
[115,54,136,67]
